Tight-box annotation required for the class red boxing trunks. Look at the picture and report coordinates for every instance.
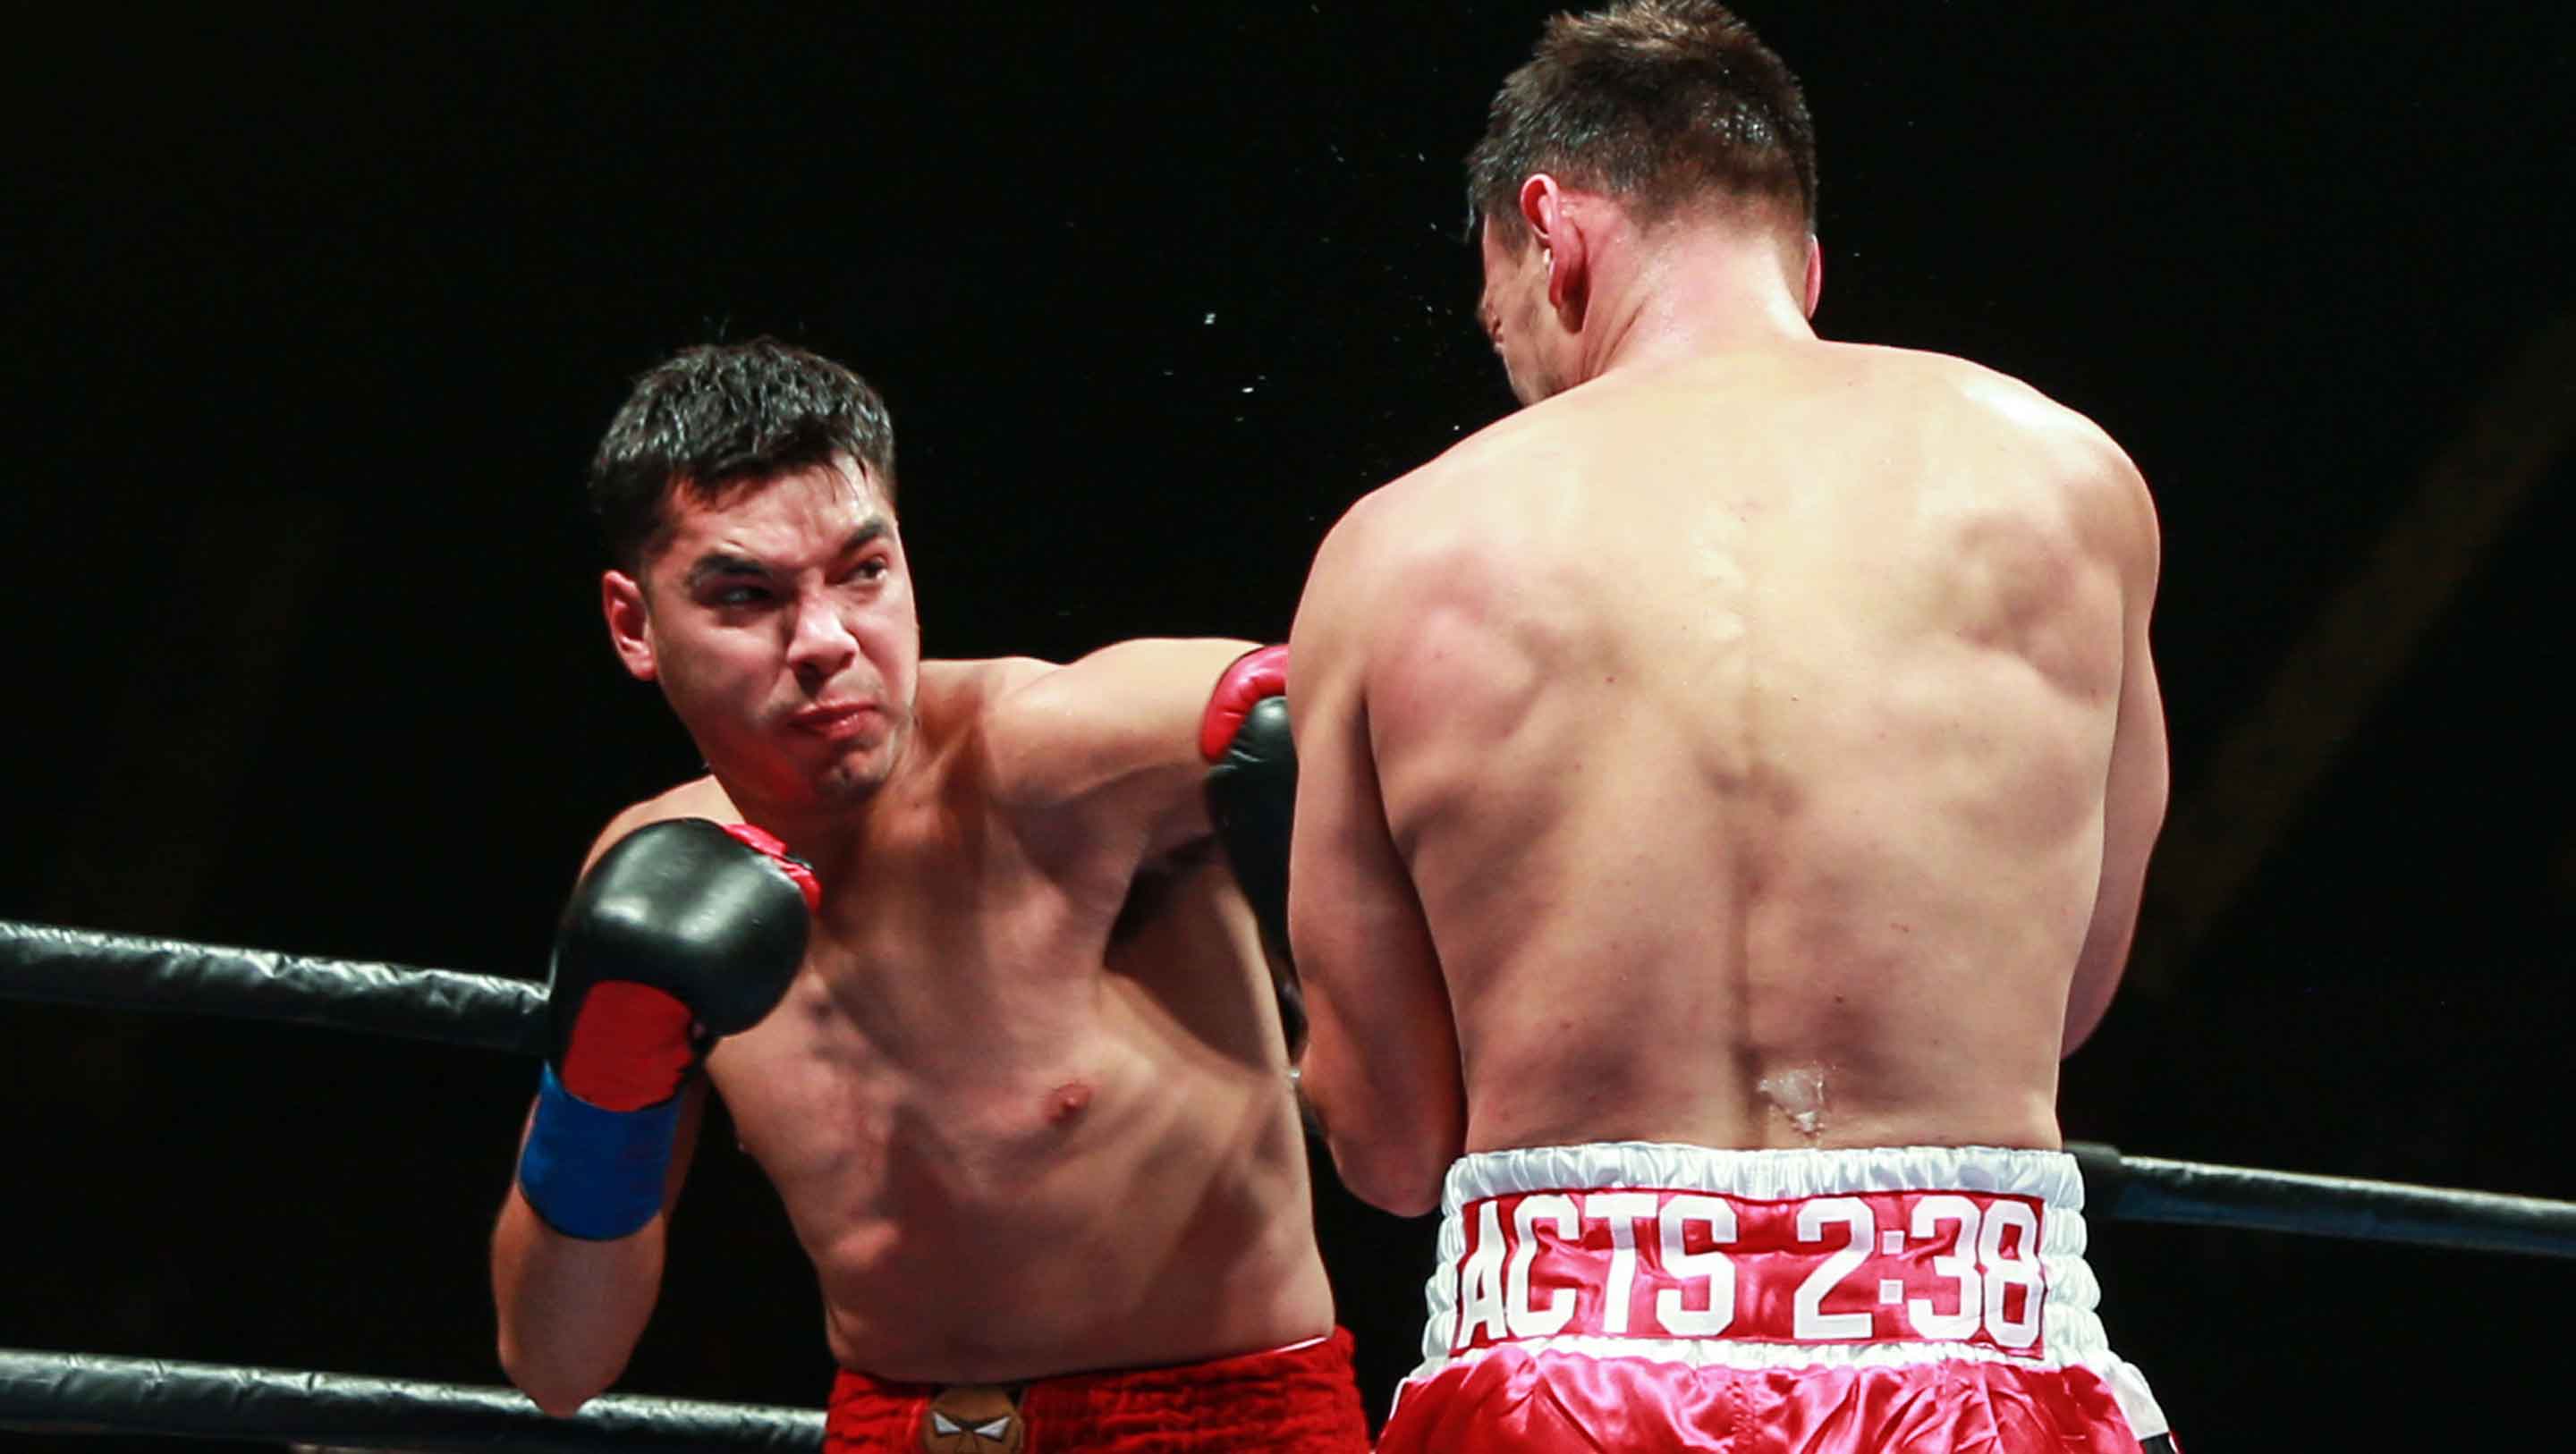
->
[825,1327,1370,1452]
[1378,1144,2174,1454]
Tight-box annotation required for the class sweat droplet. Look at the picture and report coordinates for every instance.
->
[1758,1065,1828,1139]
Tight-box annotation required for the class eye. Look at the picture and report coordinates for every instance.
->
[846,557,891,584]
[708,584,773,607]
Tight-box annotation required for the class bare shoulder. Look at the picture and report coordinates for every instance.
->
[945,649,1153,807]
[918,655,1052,774]
[581,775,739,874]
[1898,349,2138,473]
[978,640,1257,803]
[929,655,1058,722]
[1883,345,2157,566]
[996,638,1258,710]
[1309,443,1506,612]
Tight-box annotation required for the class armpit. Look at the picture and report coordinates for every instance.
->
[1108,836,1218,944]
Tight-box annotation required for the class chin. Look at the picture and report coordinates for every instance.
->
[816,764,891,803]
[815,737,902,801]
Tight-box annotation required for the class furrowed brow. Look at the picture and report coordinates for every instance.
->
[678,520,889,591]
[682,552,772,589]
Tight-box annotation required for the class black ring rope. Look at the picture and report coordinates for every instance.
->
[7,917,2574,1260]
[2069,1142,2576,1260]
[0,1348,819,1451]
[4,914,2574,1445]
[11,917,2574,1261]
[0,918,547,1056]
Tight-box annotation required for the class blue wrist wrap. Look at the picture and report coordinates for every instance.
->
[515,1062,683,1241]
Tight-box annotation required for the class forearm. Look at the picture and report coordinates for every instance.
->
[492,1186,665,1416]
[489,816,796,1414]
[492,1080,703,1416]
[1297,988,1459,1217]
[2062,912,2137,1057]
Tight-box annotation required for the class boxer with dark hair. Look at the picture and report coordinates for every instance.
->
[1288,4,2175,1450]
[491,339,1361,1452]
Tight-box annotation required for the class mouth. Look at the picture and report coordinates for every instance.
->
[786,702,880,741]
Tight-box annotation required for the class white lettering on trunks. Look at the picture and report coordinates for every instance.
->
[1456,1198,1510,1346]
[1505,1194,1579,1338]
[1447,1187,2049,1356]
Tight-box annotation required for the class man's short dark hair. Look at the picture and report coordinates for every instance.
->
[589,338,898,575]
[1467,0,1817,247]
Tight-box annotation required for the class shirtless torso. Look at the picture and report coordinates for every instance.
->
[496,351,1359,1445]
[602,655,1330,1382]
[1309,19,2174,1446]
[1289,339,2167,1205]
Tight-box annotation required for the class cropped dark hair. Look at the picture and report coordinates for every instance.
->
[589,338,898,574]
[1467,0,1817,246]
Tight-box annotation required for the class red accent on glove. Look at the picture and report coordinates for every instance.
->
[719,822,823,914]
[1199,645,1290,762]
[560,980,697,1111]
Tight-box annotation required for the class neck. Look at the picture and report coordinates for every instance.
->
[709,732,918,878]
[708,774,849,864]
[1576,224,1816,385]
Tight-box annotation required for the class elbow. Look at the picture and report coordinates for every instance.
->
[529,1387,598,1421]
[1342,1151,1446,1219]
[1301,1053,1458,1218]
[1326,1133,1450,1219]
[499,1336,618,1418]
[2060,985,2116,1060]
[2059,1008,2099,1061]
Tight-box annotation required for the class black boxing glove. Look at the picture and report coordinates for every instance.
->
[515,818,818,1238]
[1199,646,1306,1054]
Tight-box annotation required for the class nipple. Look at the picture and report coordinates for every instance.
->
[1045,1081,1094,1126]
[1758,1064,1828,1140]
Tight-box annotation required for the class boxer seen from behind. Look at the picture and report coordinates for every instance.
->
[489,340,1366,1453]
[1284,4,2178,1450]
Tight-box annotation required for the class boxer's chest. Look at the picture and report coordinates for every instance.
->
[714,821,1147,1197]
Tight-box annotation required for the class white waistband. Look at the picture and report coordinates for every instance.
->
[1440,1142,2086,1213]
[1421,1148,2106,1361]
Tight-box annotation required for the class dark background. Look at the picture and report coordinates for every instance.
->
[7,4,2573,1449]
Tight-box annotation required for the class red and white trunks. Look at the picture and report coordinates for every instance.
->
[824,1326,1369,1452]
[1378,1144,2172,1454]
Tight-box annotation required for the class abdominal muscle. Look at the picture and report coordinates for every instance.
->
[707,886,1327,1383]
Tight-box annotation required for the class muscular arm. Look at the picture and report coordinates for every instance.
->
[492,1084,705,1414]
[2063,464,2170,1056]
[490,790,730,1414]
[1286,506,1464,1216]
[992,638,1261,866]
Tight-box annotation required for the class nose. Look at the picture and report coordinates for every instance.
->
[784,592,860,689]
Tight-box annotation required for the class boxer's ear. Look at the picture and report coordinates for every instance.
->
[1518,174,1589,321]
[1802,233,1824,318]
[603,570,657,681]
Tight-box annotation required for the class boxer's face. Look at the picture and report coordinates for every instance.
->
[1479,216,1560,406]
[605,455,921,807]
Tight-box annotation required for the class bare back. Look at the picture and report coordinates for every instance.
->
[1304,342,2162,1161]
[624,661,1327,1382]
